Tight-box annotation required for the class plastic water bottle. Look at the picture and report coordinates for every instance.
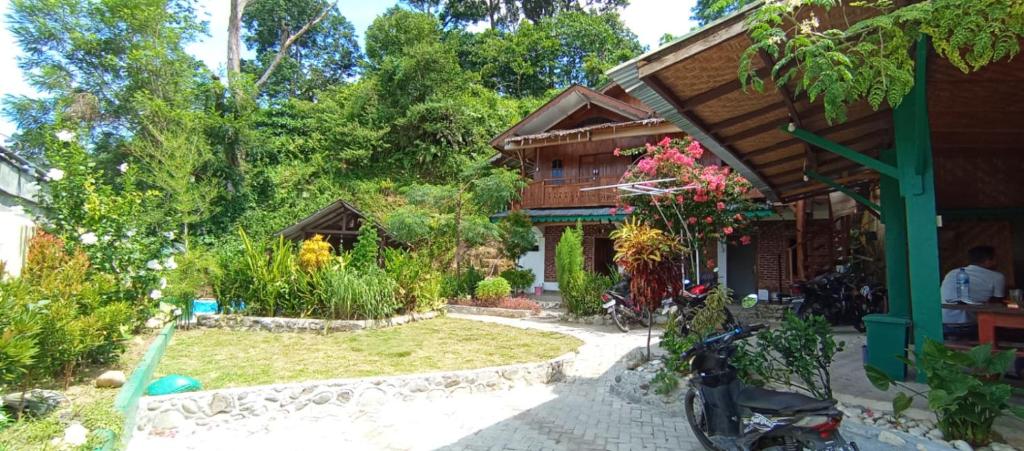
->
[956,268,970,302]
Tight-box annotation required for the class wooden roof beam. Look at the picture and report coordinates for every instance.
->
[741,111,889,160]
[707,102,787,133]
[758,133,884,170]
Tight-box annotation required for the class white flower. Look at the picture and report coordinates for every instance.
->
[159,277,167,289]
[55,130,76,143]
[125,229,136,238]
[79,232,98,245]
[149,289,163,300]
[163,231,175,240]
[799,13,819,34]
[46,168,65,181]
[62,423,88,446]
[118,162,129,173]
[767,35,784,45]
[146,259,163,271]
[164,256,178,270]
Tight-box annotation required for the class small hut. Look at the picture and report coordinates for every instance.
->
[277,199,398,251]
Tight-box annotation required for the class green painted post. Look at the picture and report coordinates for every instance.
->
[894,37,944,372]
[879,149,909,319]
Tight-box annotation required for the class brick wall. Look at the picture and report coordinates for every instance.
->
[754,220,833,294]
[542,223,617,282]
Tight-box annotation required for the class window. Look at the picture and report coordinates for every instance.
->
[551,159,564,179]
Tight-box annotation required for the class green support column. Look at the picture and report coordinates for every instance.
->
[879,149,910,319]
[894,37,944,366]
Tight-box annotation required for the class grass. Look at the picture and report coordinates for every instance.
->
[0,331,156,451]
[154,317,582,390]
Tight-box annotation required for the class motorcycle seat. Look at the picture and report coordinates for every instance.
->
[736,386,836,415]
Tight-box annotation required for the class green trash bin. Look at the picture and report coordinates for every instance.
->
[863,314,911,380]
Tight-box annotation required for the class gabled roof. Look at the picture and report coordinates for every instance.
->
[490,85,655,150]
[277,199,394,242]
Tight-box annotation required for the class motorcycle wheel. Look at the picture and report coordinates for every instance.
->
[611,306,629,332]
[684,388,722,451]
[638,309,652,328]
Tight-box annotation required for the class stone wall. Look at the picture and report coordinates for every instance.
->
[136,353,575,434]
[194,311,439,333]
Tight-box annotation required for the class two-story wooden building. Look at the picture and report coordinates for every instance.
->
[491,84,843,296]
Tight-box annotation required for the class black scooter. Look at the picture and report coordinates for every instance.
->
[682,324,858,451]
[601,276,652,332]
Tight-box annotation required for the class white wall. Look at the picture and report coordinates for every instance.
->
[0,207,35,277]
[517,227,547,291]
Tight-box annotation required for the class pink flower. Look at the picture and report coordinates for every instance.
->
[686,140,704,159]
[613,147,621,157]
[636,158,657,176]
[740,235,752,245]
[693,191,709,202]
[676,195,685,203]
[704,216,713,224]
[688,217,698,224]
[706,259,716,269]
[716,202,726,211]
[658,136,672,147]
[624,205,635,213]
[723,226,734,235]
[609,208,618,215]
[734,213,744,221]
[623,171,632,179]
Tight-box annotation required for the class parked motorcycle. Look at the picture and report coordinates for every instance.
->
[682,323,858,451]
[660,283,738,337]
[791,271,885,332]
[602,276,651,332]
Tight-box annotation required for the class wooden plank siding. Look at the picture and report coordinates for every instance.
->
[520,136,646,209]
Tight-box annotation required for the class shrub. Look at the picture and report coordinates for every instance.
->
[475,277,511,306]
[384,248,443,313]
[319,267,400,320]
[441,266,483,299]
[867,340,1024,446]
[237,229,301,317]
[497,210,536,262]
[555,224,584,297]
[298,234,333,272]
[348,223,380,271]
[500,268,535,293]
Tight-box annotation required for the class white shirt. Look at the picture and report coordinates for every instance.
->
[940,265,1007,324]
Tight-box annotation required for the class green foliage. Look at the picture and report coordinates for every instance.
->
[611,218,686,311]
[654,285,732,395]
[554,225,612,315]
[500,268,536,293]
[497,210,537,263]
[475,277,511,306]
[236,229,302,317]
[441,267,484,299]
[318,267,400,320]
[691,0,755,25]
[866,339,1024,446]
[740,0,1024,124]
[732,312,844,400]
[349,223,381,271]
[0,284,40,389]
[384,248,444,313]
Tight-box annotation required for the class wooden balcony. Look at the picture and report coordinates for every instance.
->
[519,176,621,209]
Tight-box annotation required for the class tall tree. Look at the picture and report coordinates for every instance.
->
[404,0,629,30]
[691,0,754,26]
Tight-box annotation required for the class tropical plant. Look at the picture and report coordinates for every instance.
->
[615,137,756,276]
[298,234,334,272]
[740,0,1024,124]
[475,277,511,306]
[384,248,443,313]
[555,223,585,304]
[318,267,400,320]
[499,268,535,294]
[237,229,302,317]
[497,210,536,263]
[611,218,685,313]
[348,223,381,271]
[732,312,844,400]
[866,340,1024,446]
[441,266,484,299]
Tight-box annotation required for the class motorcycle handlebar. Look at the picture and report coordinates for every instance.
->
[681,323,766,360]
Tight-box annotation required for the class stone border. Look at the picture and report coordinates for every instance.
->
[134,352,576,434]
[557,312,669,326]
[445,304,536,318]
[194,310,440,333]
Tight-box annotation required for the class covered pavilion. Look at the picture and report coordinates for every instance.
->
[607,2,1024,378]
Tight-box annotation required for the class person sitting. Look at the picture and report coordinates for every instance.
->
[940,245,1007,340]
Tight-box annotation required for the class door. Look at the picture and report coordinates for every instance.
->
[593,238,616,276]
[727,239,757,298]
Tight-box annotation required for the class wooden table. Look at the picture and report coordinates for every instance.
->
[942,303,1024,345]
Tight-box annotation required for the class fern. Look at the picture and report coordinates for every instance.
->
[739,0,1024,124]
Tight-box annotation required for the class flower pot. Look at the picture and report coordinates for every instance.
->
[534,286,543,296]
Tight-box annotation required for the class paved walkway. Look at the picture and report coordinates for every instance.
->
[129,314,703,451]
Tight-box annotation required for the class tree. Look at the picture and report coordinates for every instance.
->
[497,210,537,263]
[740,0,1024,124]
[406,0,630,31]
[242,1,362,100]
[691,0,754,26]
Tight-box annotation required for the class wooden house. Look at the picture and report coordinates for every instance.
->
[491,84,845,296]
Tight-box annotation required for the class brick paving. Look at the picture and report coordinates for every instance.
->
[129,314,703,451]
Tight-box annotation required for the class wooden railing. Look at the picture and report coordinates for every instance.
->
[519,176,621,209]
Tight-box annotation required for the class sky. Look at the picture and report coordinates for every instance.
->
[0,0,697,141]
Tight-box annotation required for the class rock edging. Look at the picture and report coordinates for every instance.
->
[194,310,440,333]
[445,304,535,318]
[135,352,575,434]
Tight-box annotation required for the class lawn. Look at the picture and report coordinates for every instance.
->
[0,331,155,451]
[154,317,581,390]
